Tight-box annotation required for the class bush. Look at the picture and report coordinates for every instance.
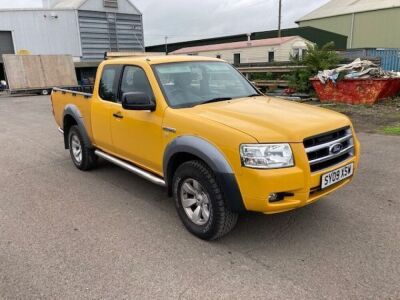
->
[286,42,340,93]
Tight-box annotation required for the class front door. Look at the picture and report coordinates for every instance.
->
[268,51,275,63]
[91,64,122,151]
[110,65,164,174]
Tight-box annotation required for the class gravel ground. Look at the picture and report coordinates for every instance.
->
[310,98,400,134]
[0,95,399,299]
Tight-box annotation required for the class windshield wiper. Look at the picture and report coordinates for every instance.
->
[197,97,233,106]
[196,94,260,106]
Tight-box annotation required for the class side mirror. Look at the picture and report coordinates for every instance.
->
[122,92,156,111]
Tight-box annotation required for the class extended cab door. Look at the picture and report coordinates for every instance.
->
[109,65,165,175]
[91,64,123,151]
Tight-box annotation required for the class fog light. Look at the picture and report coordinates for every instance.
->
[268,193,279,202]
[268,192,295,203]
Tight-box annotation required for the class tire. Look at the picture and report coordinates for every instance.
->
[173,160,238,240]
[68,125,97,171]
[41,89,49,95]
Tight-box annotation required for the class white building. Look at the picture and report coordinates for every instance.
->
[0,0,144,62]
[171,36,310,64]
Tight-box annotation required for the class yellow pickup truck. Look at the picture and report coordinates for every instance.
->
[51,55,360,240]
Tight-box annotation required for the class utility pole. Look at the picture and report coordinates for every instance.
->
[278,0,282,38]
[165,36,168,55]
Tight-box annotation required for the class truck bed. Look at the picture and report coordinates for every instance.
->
[51,86,94,140]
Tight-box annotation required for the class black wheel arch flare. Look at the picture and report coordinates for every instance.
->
[163,136,246,213]
[62,105,93,150]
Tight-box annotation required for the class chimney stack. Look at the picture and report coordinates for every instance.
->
[247,33,251,47]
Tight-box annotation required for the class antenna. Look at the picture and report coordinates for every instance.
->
[165,36,169,55]
[278,0,282,38]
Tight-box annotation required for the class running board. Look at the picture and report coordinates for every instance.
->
[94,150,166,187]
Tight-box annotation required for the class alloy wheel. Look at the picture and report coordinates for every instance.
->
[180,178,211,226]
[71,134,82,164]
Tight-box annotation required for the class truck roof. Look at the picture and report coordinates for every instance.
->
[104,55,222,65]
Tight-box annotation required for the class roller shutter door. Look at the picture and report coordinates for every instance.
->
[0,31,15,63]
[78,10,144,61]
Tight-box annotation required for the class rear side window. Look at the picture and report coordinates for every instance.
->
[99,65,121,102]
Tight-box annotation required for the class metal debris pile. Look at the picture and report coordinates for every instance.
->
[316,58,400,84]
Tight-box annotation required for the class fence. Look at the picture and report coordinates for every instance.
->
[340,48,400,71]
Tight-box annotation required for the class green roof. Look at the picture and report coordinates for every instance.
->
[145,27,348,53]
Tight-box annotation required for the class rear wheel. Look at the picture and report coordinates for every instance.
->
[173,160,238,240]
[68,126,97,171]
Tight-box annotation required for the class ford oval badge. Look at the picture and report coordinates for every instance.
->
[329,143,343,155]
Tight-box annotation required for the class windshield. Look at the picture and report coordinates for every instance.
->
[153,61,259,108]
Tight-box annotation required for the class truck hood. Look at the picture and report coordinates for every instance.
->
[191,97,351,143]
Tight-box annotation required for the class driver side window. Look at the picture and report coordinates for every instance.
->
[99,65,121,102]
[120,66,154,102]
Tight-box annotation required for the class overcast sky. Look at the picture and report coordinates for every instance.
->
[0,0,329,46]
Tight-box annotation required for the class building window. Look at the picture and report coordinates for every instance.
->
[293,48,306,60]
[268,51,275,62]
[293,48,300,60]
[104,0,118,8]
[233,53,241,65]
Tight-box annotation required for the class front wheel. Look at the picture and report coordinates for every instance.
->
[68,126,97,171]
[173,160,238,240]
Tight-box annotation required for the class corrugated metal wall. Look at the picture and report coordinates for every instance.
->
[298,8,400,49]
[366,49,400,72]
[341,48,400,71]
[78,10,143,60]
[0,10,81,58]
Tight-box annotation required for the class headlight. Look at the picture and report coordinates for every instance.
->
[240,144,294,169]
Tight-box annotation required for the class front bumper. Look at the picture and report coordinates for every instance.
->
[236,138,360,214]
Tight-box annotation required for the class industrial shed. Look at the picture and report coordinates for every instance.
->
[171,36,310,65]
[297,0,400,49]
[0,0,144,62]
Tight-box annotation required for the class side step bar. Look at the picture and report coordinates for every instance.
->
[94,150,166,187]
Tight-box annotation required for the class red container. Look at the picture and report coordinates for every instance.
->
[378,78,400,99]
[311,78,400,105]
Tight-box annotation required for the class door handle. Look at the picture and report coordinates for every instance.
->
[113,112,123,119]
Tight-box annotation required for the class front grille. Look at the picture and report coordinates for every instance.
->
[304,127,354,172]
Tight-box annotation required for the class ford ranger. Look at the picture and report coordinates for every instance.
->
[51,55,360,240]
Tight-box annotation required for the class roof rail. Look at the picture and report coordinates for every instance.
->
[104,51,165,60]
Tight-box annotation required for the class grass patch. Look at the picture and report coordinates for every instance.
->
[382,125,400,135]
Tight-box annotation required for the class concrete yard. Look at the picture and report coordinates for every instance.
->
[0,95,399,299]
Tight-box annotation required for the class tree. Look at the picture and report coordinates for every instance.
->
[302,42,340,74]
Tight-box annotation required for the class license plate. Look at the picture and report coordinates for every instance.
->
[321,163,354,189]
